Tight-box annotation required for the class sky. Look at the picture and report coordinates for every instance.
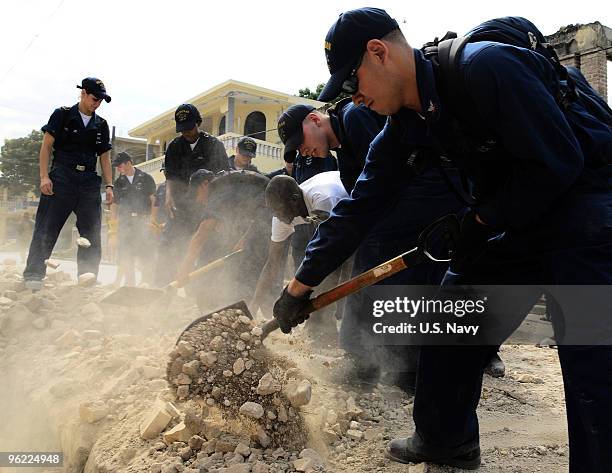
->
[0,0,610,147]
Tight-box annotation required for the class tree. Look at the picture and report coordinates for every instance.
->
[298,83,350,102]
[0,130,43,196]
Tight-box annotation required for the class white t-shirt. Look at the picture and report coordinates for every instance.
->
[271,171,348,242]
[126,174,135,184]
[79,111,92,127]
[189,137,200,151]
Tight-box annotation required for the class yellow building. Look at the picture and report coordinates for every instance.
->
[129,80,323,183]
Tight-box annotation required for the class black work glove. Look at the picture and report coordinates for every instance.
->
[450,210,499,274]
[273,286,313,334]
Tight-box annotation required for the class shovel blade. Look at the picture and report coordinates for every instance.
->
[176,300,252,345]
[99,285,165,307]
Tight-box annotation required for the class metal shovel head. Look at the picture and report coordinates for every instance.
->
[175,300,252,345]
[99,285,165,307]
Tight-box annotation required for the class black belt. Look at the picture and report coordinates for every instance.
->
[53,160,96,173]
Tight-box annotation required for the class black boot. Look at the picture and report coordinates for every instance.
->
[386,437,481,470]
[484,352,505,378]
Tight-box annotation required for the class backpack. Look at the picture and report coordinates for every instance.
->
[418,16,612,204]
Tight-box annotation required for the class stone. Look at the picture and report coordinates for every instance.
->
[223,370,233,378]
[233,358,245,375]
[0,297,12,306]
[55,329,81,348]
[516,374,544,384]
[179,446,192,461]
[80,302,104,318]
[76,237,91,247]
[240,332,251,342]
[163,422,192,444]
[82,330,103,340]
[200,351,217,367]
[349,421,361,430]
[299,449,323,466]
[235,443,251,457]
[177,341,195,358]
[142,365,164,379]
[236,340,246,351]
[277,405,288,423]
[293,458,317,472]
[177,385,189,399]
[182,360,201,377]
[45,259,61,269]
[215,435,241,453]
[3,304,32,332]
[284,379,312,407]
[32,316,48,329]
[363,428,384,441]
[79,401,109,423]
[256,373,281,396]
[255,426,271,448]
[165,402,180,418]
[140,402,175,440]
[408,463,428,473]
[188,435,204,450]
[251,326,263,337]
[177,373,192,385]
[346,429,363,441]
[345,396,363,419]
[239,402,264,419]
[225,464,251,473]
[209,336,224,351]
[78,273,97,287]
[252,461,269,473]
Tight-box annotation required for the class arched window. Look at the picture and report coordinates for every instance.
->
[218,115,226,135]
[244,111,266,141]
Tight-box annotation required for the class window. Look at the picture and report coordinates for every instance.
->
[244,111,266,141]
[218,115,226,135]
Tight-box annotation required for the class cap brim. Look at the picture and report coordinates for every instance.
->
[318,62,354,102]
[102,94,111,103]
[176,120,197,133]
[282,131,304,163]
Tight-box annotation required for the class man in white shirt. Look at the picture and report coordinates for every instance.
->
[252,171,348,345]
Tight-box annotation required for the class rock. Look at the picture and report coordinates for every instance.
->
[209,336,224,351]
[182,360,201,377]
[284,379,312,407]
[251,326,263,337]
[179,446,192,461]
[322,428,339,443]
[215,435,241,453]
[0,297,12,306]
[299,449,323,466]
[79,401,109,423]
[255,426,270,448]
[142,365,164,379]
[200,351,217,367]
[163,422,192,444]
[78,273,97,287]
[293,457,317,472]
[177,341,195,358]
[238,315,251,325]
[240,332,251,342]
[235,443,251,457]
[76,237,91,248]
[225,464,251,473]
[408,463,428,473]
[236,340,246,351]
[140,402,175,440]
[516,374,544,384]
[345,396,363,419]
[277,405,288,423]
[3,304,33,332]
[349,421,361,430]
[22,294,43,312]
[32,316,48,329]
[252,461,269,473]
[184,408,205,435]
[188,435,204,450]
[82,330,102,340]
[55,329,81,348]
[256,373,281,395]
[233,358,245,375]
[363,428,383,441]
[177,385,189,399]
[80,302,104,318]
[346,429,363,441]
[240,402,264,419]
[4,290,17,300]
[45,259,61,269]
[223,370,233,378]
[177,373,192,385]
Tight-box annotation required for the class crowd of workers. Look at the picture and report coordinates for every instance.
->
[19,7,612,472]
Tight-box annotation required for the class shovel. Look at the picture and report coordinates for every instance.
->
[99,249,244,307]
[174,214,460,343]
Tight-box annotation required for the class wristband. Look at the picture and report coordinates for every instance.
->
[105,185,114,189]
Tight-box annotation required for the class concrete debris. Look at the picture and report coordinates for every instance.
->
[233,357,245,375]
[140,402,175,440]
[239,401,264,419]
[79,401,109,423]
[76,237,91,248]
[346,429,363,441]
[44,259,61,269]
[78,273,97,287]
[55,329,81,348]
[516,373,545,384]
[284,379,312,407]
[256,372,281,395]
[163,421,192,444]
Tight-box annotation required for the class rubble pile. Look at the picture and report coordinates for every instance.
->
[166,307,310,451]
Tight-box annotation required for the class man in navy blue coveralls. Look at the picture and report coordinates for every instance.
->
[24,77,114,289]
[273,8,612,472]
[277,101,464,387]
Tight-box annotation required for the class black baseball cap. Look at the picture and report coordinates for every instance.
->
[77,77,111,103]
[237,137,257,159]
[318,8,399,102]
[112,151,132,166]
[189,168,215,188]
[175,104,202,133]
[277,104,315,162]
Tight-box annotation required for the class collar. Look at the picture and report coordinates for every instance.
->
[413,49,441,124]
[69,103,97,128]
[329,113,342,150]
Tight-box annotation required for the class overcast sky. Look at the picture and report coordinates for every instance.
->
[0,0,610,146]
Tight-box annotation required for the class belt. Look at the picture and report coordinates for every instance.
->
[53,160,96,173]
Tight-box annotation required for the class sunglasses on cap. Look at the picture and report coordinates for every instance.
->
[341,52,364,95]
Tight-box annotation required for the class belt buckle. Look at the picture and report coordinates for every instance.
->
[131,212,138,217]
[76,165,86,171]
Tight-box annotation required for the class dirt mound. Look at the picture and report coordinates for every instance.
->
[167,306,309,450]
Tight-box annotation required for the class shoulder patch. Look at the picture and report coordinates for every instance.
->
[61,106,70,111]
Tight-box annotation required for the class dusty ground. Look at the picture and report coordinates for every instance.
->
[0,258,568,473]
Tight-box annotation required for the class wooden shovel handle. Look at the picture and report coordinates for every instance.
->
[261,247,421,339]
[166,249,244,289]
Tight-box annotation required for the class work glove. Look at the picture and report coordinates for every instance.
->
[450,210,499,274]
[273,286,313,334]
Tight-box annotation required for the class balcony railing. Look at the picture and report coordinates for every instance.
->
[135,133,284,175]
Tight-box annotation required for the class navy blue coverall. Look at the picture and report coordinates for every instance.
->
[327,99,462,369]
[295,43,612,472]
[24,104,111,280]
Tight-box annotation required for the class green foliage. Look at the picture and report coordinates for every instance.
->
[0,130,43,195]
[297,82,349,103]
